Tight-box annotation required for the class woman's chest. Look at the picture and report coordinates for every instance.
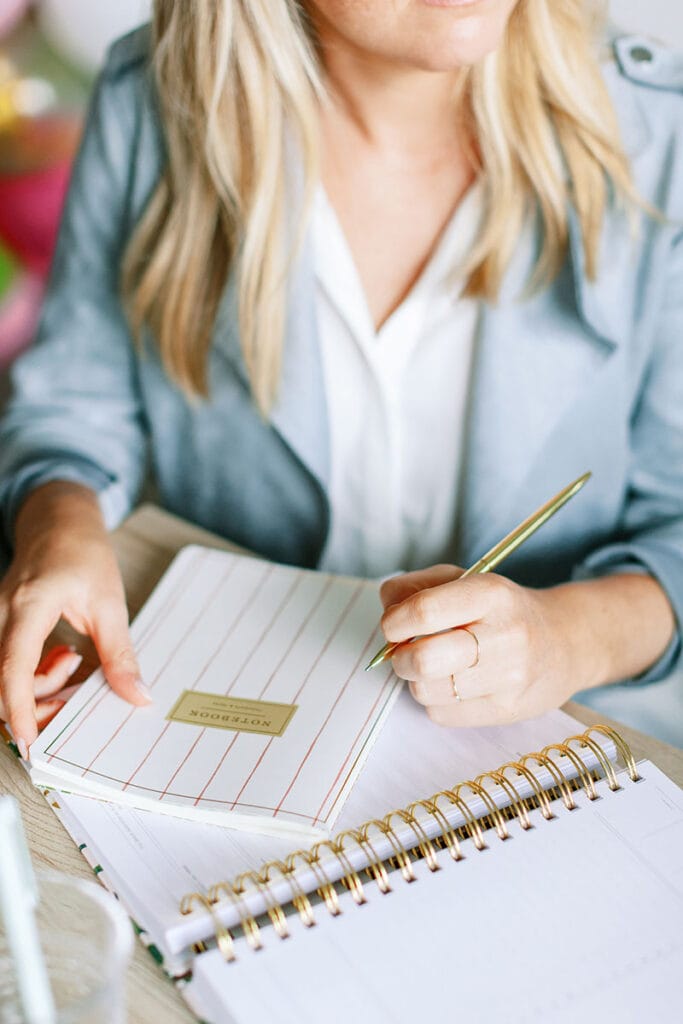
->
[321,146,473,332]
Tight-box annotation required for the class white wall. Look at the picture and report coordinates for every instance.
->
[38,0,152,73]
[609,0,683,49]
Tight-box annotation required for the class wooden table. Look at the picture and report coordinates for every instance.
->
[2,504,683,1023]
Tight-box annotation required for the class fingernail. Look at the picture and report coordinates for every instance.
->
[135,679,153,703]
[67,653,83,677]
[17,737,29,761]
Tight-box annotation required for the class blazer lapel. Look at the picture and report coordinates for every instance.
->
[212,242,330,492]
[456,207,630,565]
[271,242,330,490]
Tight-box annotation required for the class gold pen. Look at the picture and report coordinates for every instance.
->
[365,471,592,671]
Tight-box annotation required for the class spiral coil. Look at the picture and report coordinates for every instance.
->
[179,725,637,960]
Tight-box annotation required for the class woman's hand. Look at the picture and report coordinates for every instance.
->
[0,482,151,758]
[380,563,675,728]
[0,643,83,736]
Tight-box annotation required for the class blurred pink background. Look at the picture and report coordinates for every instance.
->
[0,0,149,378]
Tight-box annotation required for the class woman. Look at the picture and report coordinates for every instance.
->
[0,0,681,757]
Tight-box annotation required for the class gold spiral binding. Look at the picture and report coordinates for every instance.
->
[406,799,463,862]
[262,860,316,928]
[337,828,392,893]
[385,809,439,870]
[500,761,554,820]
[585,724,640,782]
[310,838,366,905]
[454,779,509,840]
[569,734,620,791]
[433,786,487,850]
[478,770,532,830]
[180,892,235,962]
[285,849,341,917]
[519,750,576,810]
[209,881,262,952]
[544,742,598,800]
[179,725,637,959]
[364,818,417,882]
[233,869,289,940]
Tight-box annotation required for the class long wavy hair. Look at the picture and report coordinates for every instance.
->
[123,0,635,413]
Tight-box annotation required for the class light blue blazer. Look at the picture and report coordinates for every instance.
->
[1,27,682,685]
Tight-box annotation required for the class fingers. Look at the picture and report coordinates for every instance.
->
[0,595,61,751]
[380,565,463,611]
[0,645,83,721]
[407,660,491,707]
[409,678,457,707]
[407,685,524,727]
[36,643,77,676]
[35,699,67,731]
[425,697,522,729]
[392,628,481,684]
[34,646,83,700]
[382,576,493,644]
[90,599,151,706]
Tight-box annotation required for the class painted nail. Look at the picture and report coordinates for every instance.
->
[67,653,83,677]
[135,679,153,703]
[17,737,29,761]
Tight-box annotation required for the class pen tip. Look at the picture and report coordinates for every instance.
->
[365,653,384,672]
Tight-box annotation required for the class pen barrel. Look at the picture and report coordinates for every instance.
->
[461,473,590,579]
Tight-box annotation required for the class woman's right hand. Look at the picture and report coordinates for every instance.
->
[0,481,151,758]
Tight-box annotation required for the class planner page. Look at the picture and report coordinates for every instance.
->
[46,697,581,971]
[190,761,683,1024]
[29,546,402,838]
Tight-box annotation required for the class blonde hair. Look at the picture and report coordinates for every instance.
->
[123,0,634,413]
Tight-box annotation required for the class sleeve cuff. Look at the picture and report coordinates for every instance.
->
[1,457,134,548]
[572,546,683,686]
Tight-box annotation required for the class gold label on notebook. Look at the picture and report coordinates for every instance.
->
[166,690,298,737]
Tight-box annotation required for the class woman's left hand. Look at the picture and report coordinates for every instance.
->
[380,565,589,727]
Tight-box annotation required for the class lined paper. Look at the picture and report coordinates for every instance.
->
[30,546,402,837]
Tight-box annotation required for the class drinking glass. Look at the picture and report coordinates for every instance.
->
[0,869,133,1023]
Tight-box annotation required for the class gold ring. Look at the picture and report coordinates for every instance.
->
[461,626,480,669]
[450,674,462,703]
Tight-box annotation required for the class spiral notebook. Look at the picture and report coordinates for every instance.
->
[32,721,683,1024]
[12,540,683,1021]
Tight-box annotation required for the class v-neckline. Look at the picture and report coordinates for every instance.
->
[312,179,483,346]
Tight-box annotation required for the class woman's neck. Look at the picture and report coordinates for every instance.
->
[314,20,467,161]
[310,9,475,331]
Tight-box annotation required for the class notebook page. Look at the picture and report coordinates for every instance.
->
[29,546,402,838]
[191,762,683,1024]
[47,698,581,966]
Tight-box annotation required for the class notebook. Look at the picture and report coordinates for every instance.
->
[26,719,683,1024]
[12,540,683,1021]
[33,695,583,972]
[28,545,404,839]
[187,756,683,1024]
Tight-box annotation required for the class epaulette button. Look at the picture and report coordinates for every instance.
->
[630,45,654,64]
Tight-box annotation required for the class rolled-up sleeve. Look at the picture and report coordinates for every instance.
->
[572,228,683,683]
[0,48,149,549]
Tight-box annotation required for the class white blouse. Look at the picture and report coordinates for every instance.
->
[314,184,483,579]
